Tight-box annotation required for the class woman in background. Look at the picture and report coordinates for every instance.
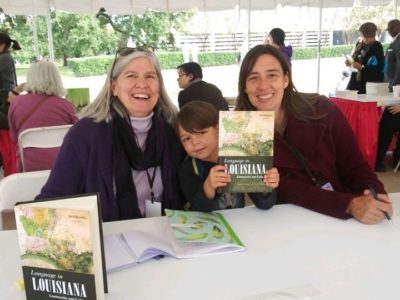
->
[0,33,21,175]
[345,22,384,94]
[8,60,78,172]
[265,28,292,69]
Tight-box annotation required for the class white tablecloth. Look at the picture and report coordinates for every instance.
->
[1,193,399,300]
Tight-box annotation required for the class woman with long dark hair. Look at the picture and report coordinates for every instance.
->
[236,44,392,224]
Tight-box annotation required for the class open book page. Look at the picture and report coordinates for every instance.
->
[104,220,175,272]
[164,210,245,258]
[103,234,137,272]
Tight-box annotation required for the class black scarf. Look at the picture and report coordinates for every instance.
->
[112,108,182,220]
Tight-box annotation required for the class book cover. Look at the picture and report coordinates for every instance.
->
[218,111,274,193]
[14,194,107,300]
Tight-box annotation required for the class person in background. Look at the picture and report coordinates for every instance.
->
[375,19,400,172]
[0,33,21,176]
[8,60,78,172]
[236,44,392,224]
[177,62,229,111]
[176,100,278,212]
[264,28,292,69]
[346,22,384,94]
[37,47,184,221]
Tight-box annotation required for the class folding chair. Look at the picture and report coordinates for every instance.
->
[18,124,72,172]
[0,170,50,230]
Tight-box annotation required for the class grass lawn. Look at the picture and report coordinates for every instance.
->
[16,64,75,77]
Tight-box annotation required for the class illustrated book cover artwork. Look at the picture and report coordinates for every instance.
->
[104,210,244,272]
[14,194,107,300]
[218,110,274,193]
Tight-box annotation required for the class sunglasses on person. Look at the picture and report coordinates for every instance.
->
[110,46,155,79]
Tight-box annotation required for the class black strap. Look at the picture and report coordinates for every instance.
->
[145,167,157,203]
[285,142,320,187]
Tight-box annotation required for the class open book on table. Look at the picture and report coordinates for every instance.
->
[104,210,245,272]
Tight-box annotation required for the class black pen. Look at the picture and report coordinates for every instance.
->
[367,184,392,224]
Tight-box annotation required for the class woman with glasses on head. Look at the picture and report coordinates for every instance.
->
[37,47,184,221]
[236,44,392,224]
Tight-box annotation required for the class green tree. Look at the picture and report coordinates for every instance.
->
[45,11,120,66]
[341,1,394,44]
[96,9,194,50]
[0,15,36,63]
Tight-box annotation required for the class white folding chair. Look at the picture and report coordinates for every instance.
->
[0,170,50,230]
[18,124,73,172]
[394,160,400,173]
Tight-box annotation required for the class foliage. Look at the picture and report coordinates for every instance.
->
[198,52,238,66]
[1,12,121,66]
[341,1,394,44]
[97,9,194,50]
[157,52,185,69]
[68,56,113,76]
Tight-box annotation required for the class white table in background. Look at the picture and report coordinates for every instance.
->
[1,193,400,300]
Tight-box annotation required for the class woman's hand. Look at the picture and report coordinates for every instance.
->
[346,190,392,224]
[352,62,363,71]
[263,167,279,189]
[388,105,400,114]
[203,165,231,200]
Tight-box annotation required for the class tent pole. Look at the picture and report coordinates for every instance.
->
[395,0,398,19]
[316,0,323,93]
[46,2,55,62]
[31,0,40,60]
[247,0,251,51]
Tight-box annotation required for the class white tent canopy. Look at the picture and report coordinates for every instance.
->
[0,0,396,16]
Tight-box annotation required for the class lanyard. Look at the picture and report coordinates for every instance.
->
[145,167,157,203]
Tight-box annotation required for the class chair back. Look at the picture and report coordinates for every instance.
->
[0,170,50,230]
[18,124,72,172]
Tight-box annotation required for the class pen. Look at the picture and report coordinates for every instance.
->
[367,184,392,224]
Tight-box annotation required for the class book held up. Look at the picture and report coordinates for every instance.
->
[218,111,274,193]
[104,209,244,272]
[14,194,107,300]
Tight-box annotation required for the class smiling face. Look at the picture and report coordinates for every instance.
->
[245,54,289,114]
[178,125,219,163]
[112,56,160,117]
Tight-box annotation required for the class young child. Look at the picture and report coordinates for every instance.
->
[176,101,279,212]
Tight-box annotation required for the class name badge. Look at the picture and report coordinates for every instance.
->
[145,199,161,218]
[320,182,334,191]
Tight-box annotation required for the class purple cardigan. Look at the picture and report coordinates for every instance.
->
[37,117,182,221]
[274,97,385,219]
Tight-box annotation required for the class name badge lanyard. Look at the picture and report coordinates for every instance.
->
[146,167,157,203]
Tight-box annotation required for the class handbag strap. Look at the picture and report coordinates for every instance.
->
[285,142,320,187]
[16,95,50,132]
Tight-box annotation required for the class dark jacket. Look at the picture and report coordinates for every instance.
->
[385,34,400,90]
[347,40,385,94]
[274,96,385,219]
[178,80,229,111]
[37,117,184,221]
